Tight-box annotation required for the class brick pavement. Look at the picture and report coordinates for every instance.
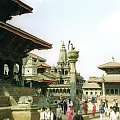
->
[91,116,109,120]
[62,114,109,120]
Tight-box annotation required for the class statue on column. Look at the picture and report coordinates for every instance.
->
[68,40,75,51]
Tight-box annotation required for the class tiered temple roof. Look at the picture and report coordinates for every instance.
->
[82,82,101,89]
[0,0,33,22]
[98,58,120,69]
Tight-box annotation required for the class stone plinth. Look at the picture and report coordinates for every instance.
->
[11,105,40,120]
[0,107,13,120]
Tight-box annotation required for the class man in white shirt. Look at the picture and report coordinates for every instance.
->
[110,106,120,120]
[40,107,46,120]
[46,107,54,120]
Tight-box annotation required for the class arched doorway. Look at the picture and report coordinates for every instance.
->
[111,89,114,95]
[4,64,9,80]
[13,63,19,73]
[115,89,118,95]
[106,89,109,95]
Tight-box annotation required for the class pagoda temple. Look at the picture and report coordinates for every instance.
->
[0,0,52,82]
[88,57,120,98]
[0,0,52,119]
[97,57,120,96]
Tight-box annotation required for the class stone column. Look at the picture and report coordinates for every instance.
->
[30,81,32,88]
[68,47,79,102]
[18,62,22,82]
[0,60,4,80]
[8,61,14,81]
[102,75,105,99]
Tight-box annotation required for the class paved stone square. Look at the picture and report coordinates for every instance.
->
[62,114,109,120]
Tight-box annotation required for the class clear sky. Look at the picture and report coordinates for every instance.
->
[8,0,120,80]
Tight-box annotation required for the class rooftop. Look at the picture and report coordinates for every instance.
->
[98,57,120,69]
[82,82,101,89]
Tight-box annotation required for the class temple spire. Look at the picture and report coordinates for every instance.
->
[57,41,67,66]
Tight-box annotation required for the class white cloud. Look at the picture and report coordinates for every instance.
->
[97,11,120,35]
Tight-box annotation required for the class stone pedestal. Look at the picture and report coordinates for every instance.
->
[68,48,79,102]
[11,105,40,120]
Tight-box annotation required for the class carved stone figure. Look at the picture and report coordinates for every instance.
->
[18,96,33,105]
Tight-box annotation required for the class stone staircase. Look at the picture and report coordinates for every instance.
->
[0,80,53,109]
[0,80,19,106]
[0,80,44,106]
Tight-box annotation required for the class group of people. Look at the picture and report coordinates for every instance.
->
[39,104,83,120]
[55,96,96,119]
[39,97,84,120]
[39,107,54,120]
[98,98,120,120]
[39,96,120,120]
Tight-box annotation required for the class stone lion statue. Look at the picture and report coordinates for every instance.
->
[18,96,33,105]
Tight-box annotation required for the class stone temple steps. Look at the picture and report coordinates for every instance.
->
[0,80,19,105]
[0,80,41,106]
[0,80,53,108]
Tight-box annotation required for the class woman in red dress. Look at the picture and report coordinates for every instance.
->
[66,106,73,120]
[92,103,96,117]
[83,101,88,115]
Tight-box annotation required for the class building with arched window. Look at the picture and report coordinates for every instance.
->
[87,58,120,100]
[82,82,101,100]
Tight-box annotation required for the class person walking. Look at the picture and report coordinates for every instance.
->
[46,107,54,120]
[56,104,62,120]
[109,106,113,118]
[99,103,105,120]
[115,99,118,107]
[13,72,19,86]
[66,106,74,120]
[67,98,73,108]
[92,103,96,117]
[110,106,120,120]
[63,98,67,115]
[40,107,46,120]
[82,101,88,115]
[105,98,108,109]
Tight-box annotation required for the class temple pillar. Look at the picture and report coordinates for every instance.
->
[18,62,22,81]
[47,88,50,95]
[8,61,14,81]
[0,60,4,80]
[30,81,32,88]
[102,75,105,99]
[65,88,67,93]
[68,45,79,102]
